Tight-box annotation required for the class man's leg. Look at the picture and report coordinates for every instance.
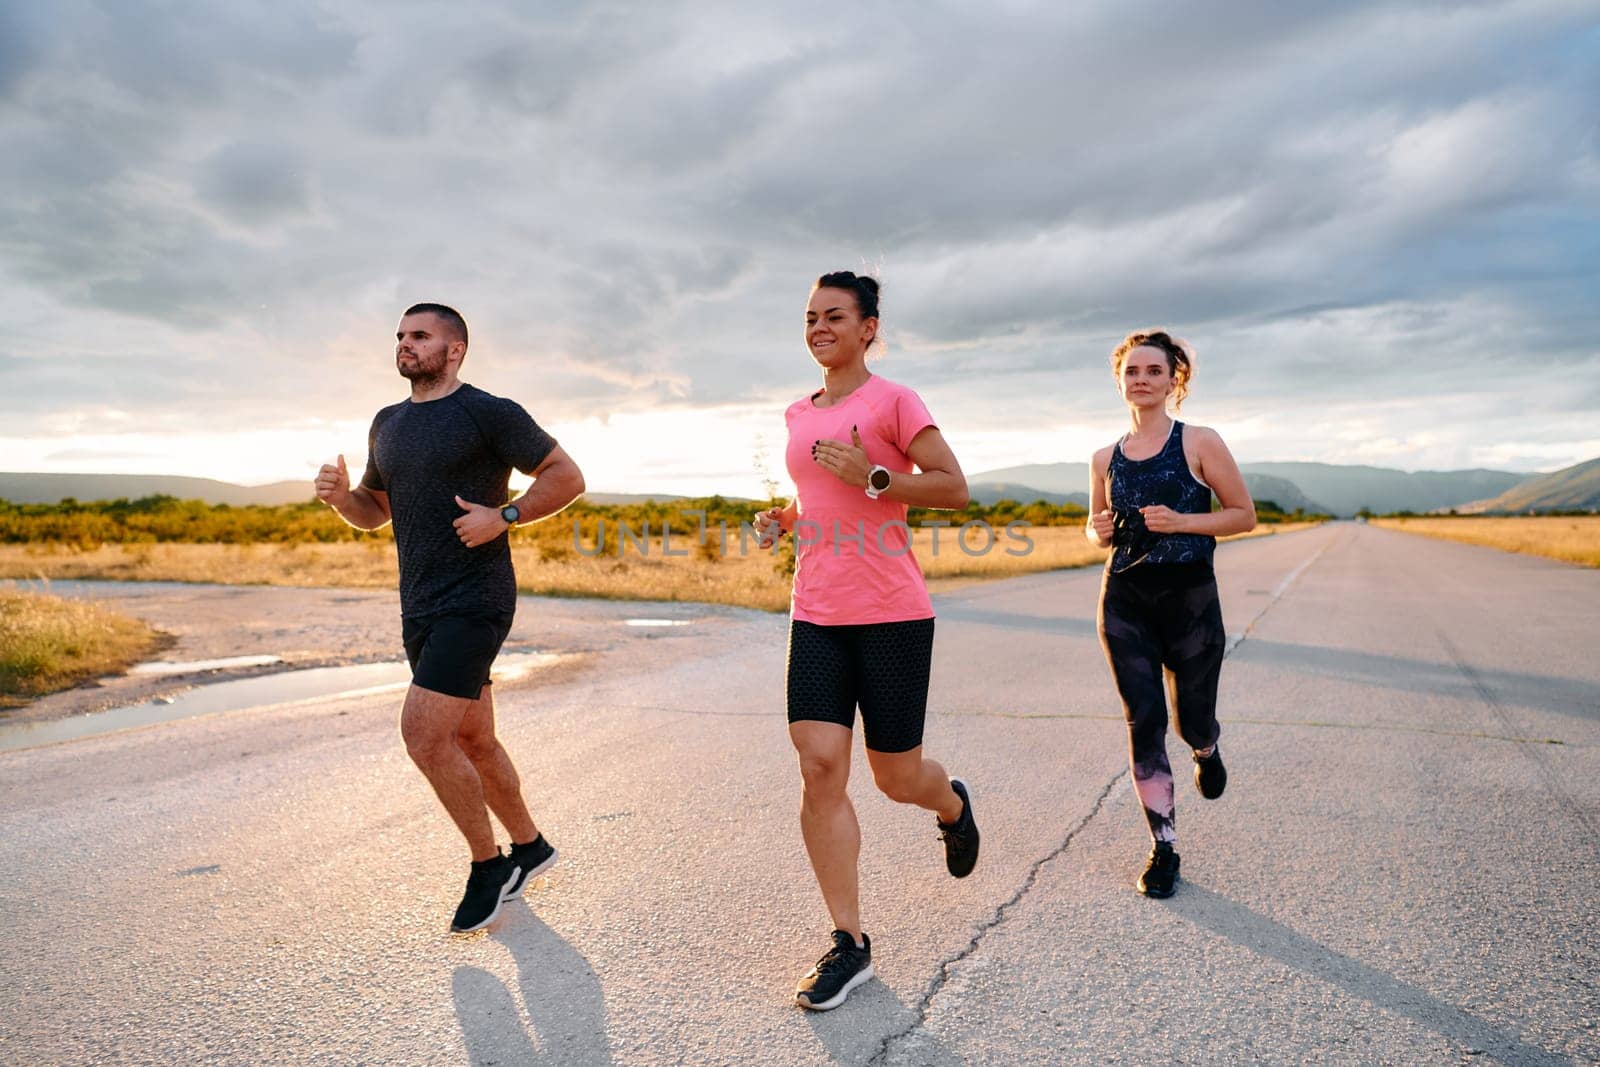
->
[399,683,498,861]
[456,684,540,845]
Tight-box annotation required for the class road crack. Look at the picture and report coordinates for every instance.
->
[1435,629,1598,847]
[874,540,1345,1062]
[869,770,1126,1066]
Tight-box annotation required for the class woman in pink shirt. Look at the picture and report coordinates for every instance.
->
[754,271,980,1012]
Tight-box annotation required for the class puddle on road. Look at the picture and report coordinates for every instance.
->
[0,651,561,755]
[129,655,283,675]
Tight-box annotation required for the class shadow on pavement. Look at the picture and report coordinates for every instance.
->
[1171,882,1574,1066]
[933,604,1098,638]
[934,561,1600,724]
[939,608,1600,725]
[804,976,963,1066]
[452,908,615,1065]
[1236,638,1600,723]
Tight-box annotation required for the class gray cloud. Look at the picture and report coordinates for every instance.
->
[68,0,356,103]
[0,3,57,99]
[195,141,313,224]
[4,0,1598,474]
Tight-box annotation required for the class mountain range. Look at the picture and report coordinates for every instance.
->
[965,457,1598,516]
[966,463,1329,513]
[1458,456,1600,514]
[3,456,1597,515]
[0,473,701,509]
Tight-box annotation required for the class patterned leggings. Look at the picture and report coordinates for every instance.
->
[1097,564,1224,844]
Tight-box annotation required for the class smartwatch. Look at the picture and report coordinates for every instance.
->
[865,465,892,500]
[500,504,521,526]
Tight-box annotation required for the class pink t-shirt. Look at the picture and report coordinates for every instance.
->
[784,374,937,626]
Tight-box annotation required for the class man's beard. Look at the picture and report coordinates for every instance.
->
[397,353,446,385]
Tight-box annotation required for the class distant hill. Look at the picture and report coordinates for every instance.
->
[970,461,1523,517]
[969,463,1091,495]
[0,473,747,509]
[967,482,1088,507]
[1241,474,1326,515]
[1240,463,1524,517]
[0,472,314,506]
[7,459,1569,516]
[1460,456,1600,513]
[966,471,1321,514]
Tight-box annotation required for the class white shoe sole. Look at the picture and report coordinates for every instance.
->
[501,848,559,901]
[795,964,874,1011]
[451,866,522,934]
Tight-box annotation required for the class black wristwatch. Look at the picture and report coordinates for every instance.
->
[500,504,520,526]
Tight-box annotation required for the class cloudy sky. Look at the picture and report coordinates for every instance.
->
[3,1,1597,497]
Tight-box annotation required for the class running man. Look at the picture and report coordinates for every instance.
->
[755,271,979,1011]
[1087,329,1254,898]
[315,302,585,933]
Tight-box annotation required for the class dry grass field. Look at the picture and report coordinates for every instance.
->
[0,589,165,707]
[0,522,1319,612]
[1373,516,1600,568]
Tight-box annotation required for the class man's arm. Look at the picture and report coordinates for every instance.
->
[508,445,585,523]
[314,454,391,530]
[451,445,586,548]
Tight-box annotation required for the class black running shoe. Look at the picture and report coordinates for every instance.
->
[794,930,873,1011]
[503,835,559,900]
[1193,746,1227,800]
[938,778,980,878]
[450,851,521,933]
[1137,841,1180,899]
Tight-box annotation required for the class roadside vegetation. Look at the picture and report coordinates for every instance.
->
[0,495,1321,612]
[1371,515,1600,568]
[0,588,165,708]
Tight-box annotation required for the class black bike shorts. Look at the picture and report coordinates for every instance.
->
[401,611,515,700]
[786,617,936,754]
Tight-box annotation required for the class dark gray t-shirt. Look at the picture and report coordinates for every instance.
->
[360,383,556,618]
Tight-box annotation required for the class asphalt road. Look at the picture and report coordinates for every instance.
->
[2,523,1595,1065]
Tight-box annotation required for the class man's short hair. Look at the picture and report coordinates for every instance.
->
[403,302,468,348]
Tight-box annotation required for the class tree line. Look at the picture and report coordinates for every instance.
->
[0,493,1306,549]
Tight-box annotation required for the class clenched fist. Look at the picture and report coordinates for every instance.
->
[753,506,786,548]
[1089,508,1115,545]
[315,455,351,508]
[1138,505,1187,534]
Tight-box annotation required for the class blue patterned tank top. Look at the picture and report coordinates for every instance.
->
[1106,421,1216,574]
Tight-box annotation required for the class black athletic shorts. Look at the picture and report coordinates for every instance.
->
[786,617,936,754]
[401,611,515,699]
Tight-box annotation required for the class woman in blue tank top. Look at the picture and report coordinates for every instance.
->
[1085,330,1256,898]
